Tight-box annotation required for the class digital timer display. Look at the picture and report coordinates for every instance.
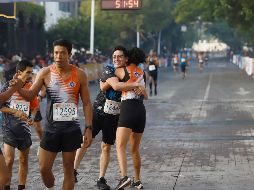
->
[101,0,141,10]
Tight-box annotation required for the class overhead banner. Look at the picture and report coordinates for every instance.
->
[0,2,15,19]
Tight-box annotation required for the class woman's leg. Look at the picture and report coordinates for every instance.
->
[116,127,131,177]
[129,132,143,181]
[148,75,153,96]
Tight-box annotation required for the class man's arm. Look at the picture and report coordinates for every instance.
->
[0,79,23,104]
[18,68,47,101]
[0,107,17,115]
[0,107,32,124]
[78,69,93,148]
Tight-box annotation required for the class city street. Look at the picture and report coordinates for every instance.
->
[2,58,254,190]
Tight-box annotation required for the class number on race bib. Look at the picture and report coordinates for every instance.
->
[10,100,30,116]
[103,99,121,115]
[149,65,156,71]
[53,103,78,121]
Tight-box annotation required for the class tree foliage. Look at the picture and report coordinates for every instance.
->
[17,2,45,24]
[174,0,254,49]
[47,18,90,50]
[47,0,180,54]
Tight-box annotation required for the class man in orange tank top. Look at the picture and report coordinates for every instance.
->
[17,39,93,190]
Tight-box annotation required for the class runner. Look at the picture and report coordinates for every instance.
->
[0,60,40,190]
[74,46,143,190]
[180,53,188,79]
[172,53,179,72]
[197,52,204,71]
[0,75,28,190]
[147,49,159,96]
[17,39,93,190]
[100,47,148,190]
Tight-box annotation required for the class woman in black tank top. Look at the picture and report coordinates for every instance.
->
[147,49,159,96]
[114,47,148,190]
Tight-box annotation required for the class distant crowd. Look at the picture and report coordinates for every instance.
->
[0,50,108,83]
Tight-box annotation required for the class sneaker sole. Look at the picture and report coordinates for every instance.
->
[135,184,144,189]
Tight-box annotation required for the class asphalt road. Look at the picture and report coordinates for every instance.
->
[2,57,254,190]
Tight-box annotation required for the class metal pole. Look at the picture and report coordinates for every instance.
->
[90,0,95,54]
[157,31,161,56]
[137,26,140,48]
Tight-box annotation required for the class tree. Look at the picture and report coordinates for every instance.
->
[174,0,254,50]
[47,0,185,55]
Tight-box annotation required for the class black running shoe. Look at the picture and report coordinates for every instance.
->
[74,169,78,183]
[115,176,131,190]
[96,177,111,190]
[130,180,144,189]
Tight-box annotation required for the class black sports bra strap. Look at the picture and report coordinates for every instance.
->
[120,66,130,82]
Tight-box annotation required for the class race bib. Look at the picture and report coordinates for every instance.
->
[104,99,121,115]
[181,58,186,62]
[10,100,30,116]
[149,65,156,71]
[53,103,78,121]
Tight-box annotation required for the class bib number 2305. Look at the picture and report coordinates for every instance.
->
[53,103,78,121]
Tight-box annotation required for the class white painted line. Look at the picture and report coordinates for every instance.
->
[191,74,212,121]
[204,74,212,101]
[195,99,254,102]
[245,105,254,108]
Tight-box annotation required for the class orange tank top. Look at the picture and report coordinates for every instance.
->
[121,65,145,100]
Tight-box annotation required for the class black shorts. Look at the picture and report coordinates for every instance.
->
[92,111,119,145]
[118,99,146,133]
[3,130,32,150]
[34,110,42,122]
[180,64,186,72]
[40,129,82,152]
[149,71,158,81]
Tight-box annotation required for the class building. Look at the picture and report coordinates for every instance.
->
[43,1,79,30]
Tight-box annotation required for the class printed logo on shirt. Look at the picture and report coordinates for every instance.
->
[68,81,76,88]
[134,71,142,78]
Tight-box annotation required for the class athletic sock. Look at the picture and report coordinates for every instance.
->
[18,185,26,190]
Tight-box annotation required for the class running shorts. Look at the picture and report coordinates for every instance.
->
[3,130,32,150]
[180,63,186,72]
[40,129,82,152]
[148,71,158,81]
[34,110,42,122]
[92,111,119,145]
[118,99,146,133]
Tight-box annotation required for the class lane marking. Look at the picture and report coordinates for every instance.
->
[191,74,212,121]
[204,74,212,101]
